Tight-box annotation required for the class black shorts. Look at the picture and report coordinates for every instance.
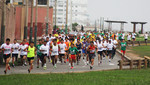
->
[27,57,34,62]
[145,39,148,41]
[98,51,103,56]
[3,54,11,60]
[12,54,18,58]
[132,38,135,40]
[60,54,65,57]
[103,50,107,54]
[128,40,131,42]
[78,51,81,53]
[20,55,27,58]
[107,50,112,55]
[89,53,95,59]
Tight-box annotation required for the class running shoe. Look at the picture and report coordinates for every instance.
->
[90,66,93,70]
[12,64,15,68]
[28,69,30,73]
[54,64,57,68]
[8,66,10,70]
[71,66,74,69]
[4,70,6,74]
[43,65,47,70]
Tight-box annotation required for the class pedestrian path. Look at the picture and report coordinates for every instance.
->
[0,54,121,75]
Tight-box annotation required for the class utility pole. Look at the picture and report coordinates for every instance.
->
[46,0,50,35]
[54,0,57,30]
[29,0,34,43]
[95,20,97,32]
[65,0,68,34]
[34,0,38,46]
[24,0,28,39]
[0,0,6,45]
[0,0,6,65]
[70,0,72,32]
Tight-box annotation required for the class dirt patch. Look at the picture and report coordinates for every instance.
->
[126,49,144,60]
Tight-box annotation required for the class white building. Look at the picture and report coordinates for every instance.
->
[50,0,89,29]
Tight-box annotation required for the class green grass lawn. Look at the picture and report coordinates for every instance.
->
[125,36,150,41]
[130,46,150,57]
[1,69,150,85]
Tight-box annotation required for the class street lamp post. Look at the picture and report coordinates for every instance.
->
[29,0,34,43]
[54,0,57,31]
[46,0,50,35]
[34,0,38,46]
[65,0,68,34]
[24,0,28,39]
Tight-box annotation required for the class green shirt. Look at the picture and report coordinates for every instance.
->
[36,44,42,56]
[119,33,122,40]
[69,47,78,55]
[121,42,127,51]
[100,33,104,36]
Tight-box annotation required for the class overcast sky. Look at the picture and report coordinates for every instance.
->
[87,0,150,32]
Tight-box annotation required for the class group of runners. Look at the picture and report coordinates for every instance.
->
[0,31,149,74]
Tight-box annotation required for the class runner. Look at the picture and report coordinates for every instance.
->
[102,39,108,59]
[12,39,20,67]
[19,40,28,66]
[144,32,149,45]
[69,43,78,69]
[59,39,67,64]
[0,38,12,74]
[85,38,91,65]
[107,40,114,64]
[120,39,127,61]
[97,40,103,65]
[127,33,131,42]
[87,41,96,70]
[132,32,136,41]
[64,37,69,62]
[46,37,51,62]
[112,38,118,59]
[36,39,43,68]
[51,39,59,68]
[40,40,50,70]
[76,39,82,65]
[25,41,36,73]
[82,39,87,60]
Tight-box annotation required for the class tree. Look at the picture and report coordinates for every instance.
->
[72,23,78,31]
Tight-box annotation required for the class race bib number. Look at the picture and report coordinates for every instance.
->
[90,50,95,53]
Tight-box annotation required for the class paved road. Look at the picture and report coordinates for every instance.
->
[0,53,121,75]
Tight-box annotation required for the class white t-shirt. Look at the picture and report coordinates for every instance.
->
[51,44,59,56]
[97,42,103,51]
[107,43,113,50]
[0,43,12,54]
[127,34,131,40]
[103,41,108,50]
[144,34,148,39]
[122,33,125,39]
[59,43,66,54]
[132,33,136,38]
[40,45,49,55]
[112,40,118,48]
[12,43,20,54]
[20,44,28,55]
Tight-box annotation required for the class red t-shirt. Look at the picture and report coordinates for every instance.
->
[89,45,95,54]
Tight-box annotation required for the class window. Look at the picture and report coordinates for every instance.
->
[38,0,47,5]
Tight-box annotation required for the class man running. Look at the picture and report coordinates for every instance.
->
[76,39,82,65]
[120,39,127,61]
[25,42,36,73]
[12,39,20,67]
[51,39,59,68]
[82,39,87,60]
[36,39,43,68]
[1,38,12,74]
[69,43,78,69]
[40,41,50,69]
[19,40,28,66]
[87,41,96,70]
[59,39,67,64]
[107,40,114,64]
[97,40,103,65]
